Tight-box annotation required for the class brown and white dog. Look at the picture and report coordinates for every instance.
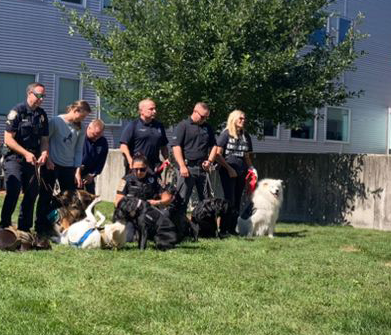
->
[48,190,98,234]
[60,197,127,249]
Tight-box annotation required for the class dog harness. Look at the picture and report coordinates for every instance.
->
[70,228,95,248]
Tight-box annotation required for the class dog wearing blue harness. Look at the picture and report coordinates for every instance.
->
[60,197,126,249]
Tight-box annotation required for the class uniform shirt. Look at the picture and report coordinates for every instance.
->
[117,172,162,201]
[48,115,86,167]
[171,117,216,161]
[5,102,49,154]
[119,118,168,168]
[81,136,109,176]
[216,129,253,175]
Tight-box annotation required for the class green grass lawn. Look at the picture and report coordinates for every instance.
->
[0,197,391,334]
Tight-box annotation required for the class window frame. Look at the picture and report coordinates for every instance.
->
[97,95,122,127]
[60,0,86,9]
[289,110,318,142]
[324,106,351,144]
[0,69,39,117]
[55,75,83,115]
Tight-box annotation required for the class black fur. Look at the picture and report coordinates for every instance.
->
[113,196,178,251]
[191,198,234,238]
[163,187,199,242]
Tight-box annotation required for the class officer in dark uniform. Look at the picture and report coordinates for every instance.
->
[119,99,169,174]
[172,102,217,213]
[115,153,172,241]
[0,82,49,232]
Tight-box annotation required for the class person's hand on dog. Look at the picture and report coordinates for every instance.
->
[148,199,161,206]
[180,165,189,177]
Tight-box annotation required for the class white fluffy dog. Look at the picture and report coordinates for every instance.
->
[236,179,283,238]
[61,198,126,249]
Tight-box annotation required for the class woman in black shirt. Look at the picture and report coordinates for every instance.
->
[216,110,256,233]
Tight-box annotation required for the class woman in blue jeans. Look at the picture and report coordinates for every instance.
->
[215,110,257,234]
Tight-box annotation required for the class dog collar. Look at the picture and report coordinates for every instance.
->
[70,228,95,248]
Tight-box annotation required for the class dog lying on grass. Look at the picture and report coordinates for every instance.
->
[191,198,234,238]
[61,197,126,249]
[236,178,283,238]
[47,190,98,235]
[113,196,177,251]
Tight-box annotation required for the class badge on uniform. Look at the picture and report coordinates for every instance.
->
[148,177,154,183]
[40,115,45,123]
[7,110,17,121]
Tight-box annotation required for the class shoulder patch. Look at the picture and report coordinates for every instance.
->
[116,178,126,193]
[7,110,18,121]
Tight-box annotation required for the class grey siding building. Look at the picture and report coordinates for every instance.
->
[1,0,391,153]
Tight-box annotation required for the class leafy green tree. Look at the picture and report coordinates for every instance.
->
[56,0,365,136]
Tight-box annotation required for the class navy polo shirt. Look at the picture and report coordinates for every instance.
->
[171,117,216,161]
[6,101,49,153]
[81,136,109,176]
[119,118,168,168]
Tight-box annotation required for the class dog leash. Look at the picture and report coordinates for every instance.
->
[205,170,215,198]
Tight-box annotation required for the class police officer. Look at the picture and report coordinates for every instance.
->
[0,82,49,232]
[171,102,217,213]
[119,99,169,174]
[76,119,109,194]
[115,153,172,242]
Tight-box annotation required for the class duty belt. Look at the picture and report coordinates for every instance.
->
[185,159,205,167]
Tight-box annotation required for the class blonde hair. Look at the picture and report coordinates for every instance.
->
[225,110,245,139]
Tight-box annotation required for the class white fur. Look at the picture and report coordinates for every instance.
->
[236,179,283,238]
[60,198,126,249]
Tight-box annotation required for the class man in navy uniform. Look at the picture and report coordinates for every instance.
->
[172,102,217,212]
[0,82,49,232]
[76,119,109,194]
[119,99,169,173]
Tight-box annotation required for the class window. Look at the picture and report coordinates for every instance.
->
[57,78,80,114]
[338,18,351,44]
[263,120,278,137]
[291,117,316,140]
[326,107,350,142]
[0,72,35,115]
[102,0,112,8]
[98,97,122,126]
[62,0,83,4]
[308,27,327,47]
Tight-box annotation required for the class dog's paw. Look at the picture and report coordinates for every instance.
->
[268,234,274,239]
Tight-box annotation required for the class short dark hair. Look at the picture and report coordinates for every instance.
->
[26,82,45,95]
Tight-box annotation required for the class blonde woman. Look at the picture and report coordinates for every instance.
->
[216,110,256,234]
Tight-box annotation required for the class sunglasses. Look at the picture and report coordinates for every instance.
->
[32,91,46,99]
[133,167,147,172]
[196,110,208,120]
[239,117,246,121]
